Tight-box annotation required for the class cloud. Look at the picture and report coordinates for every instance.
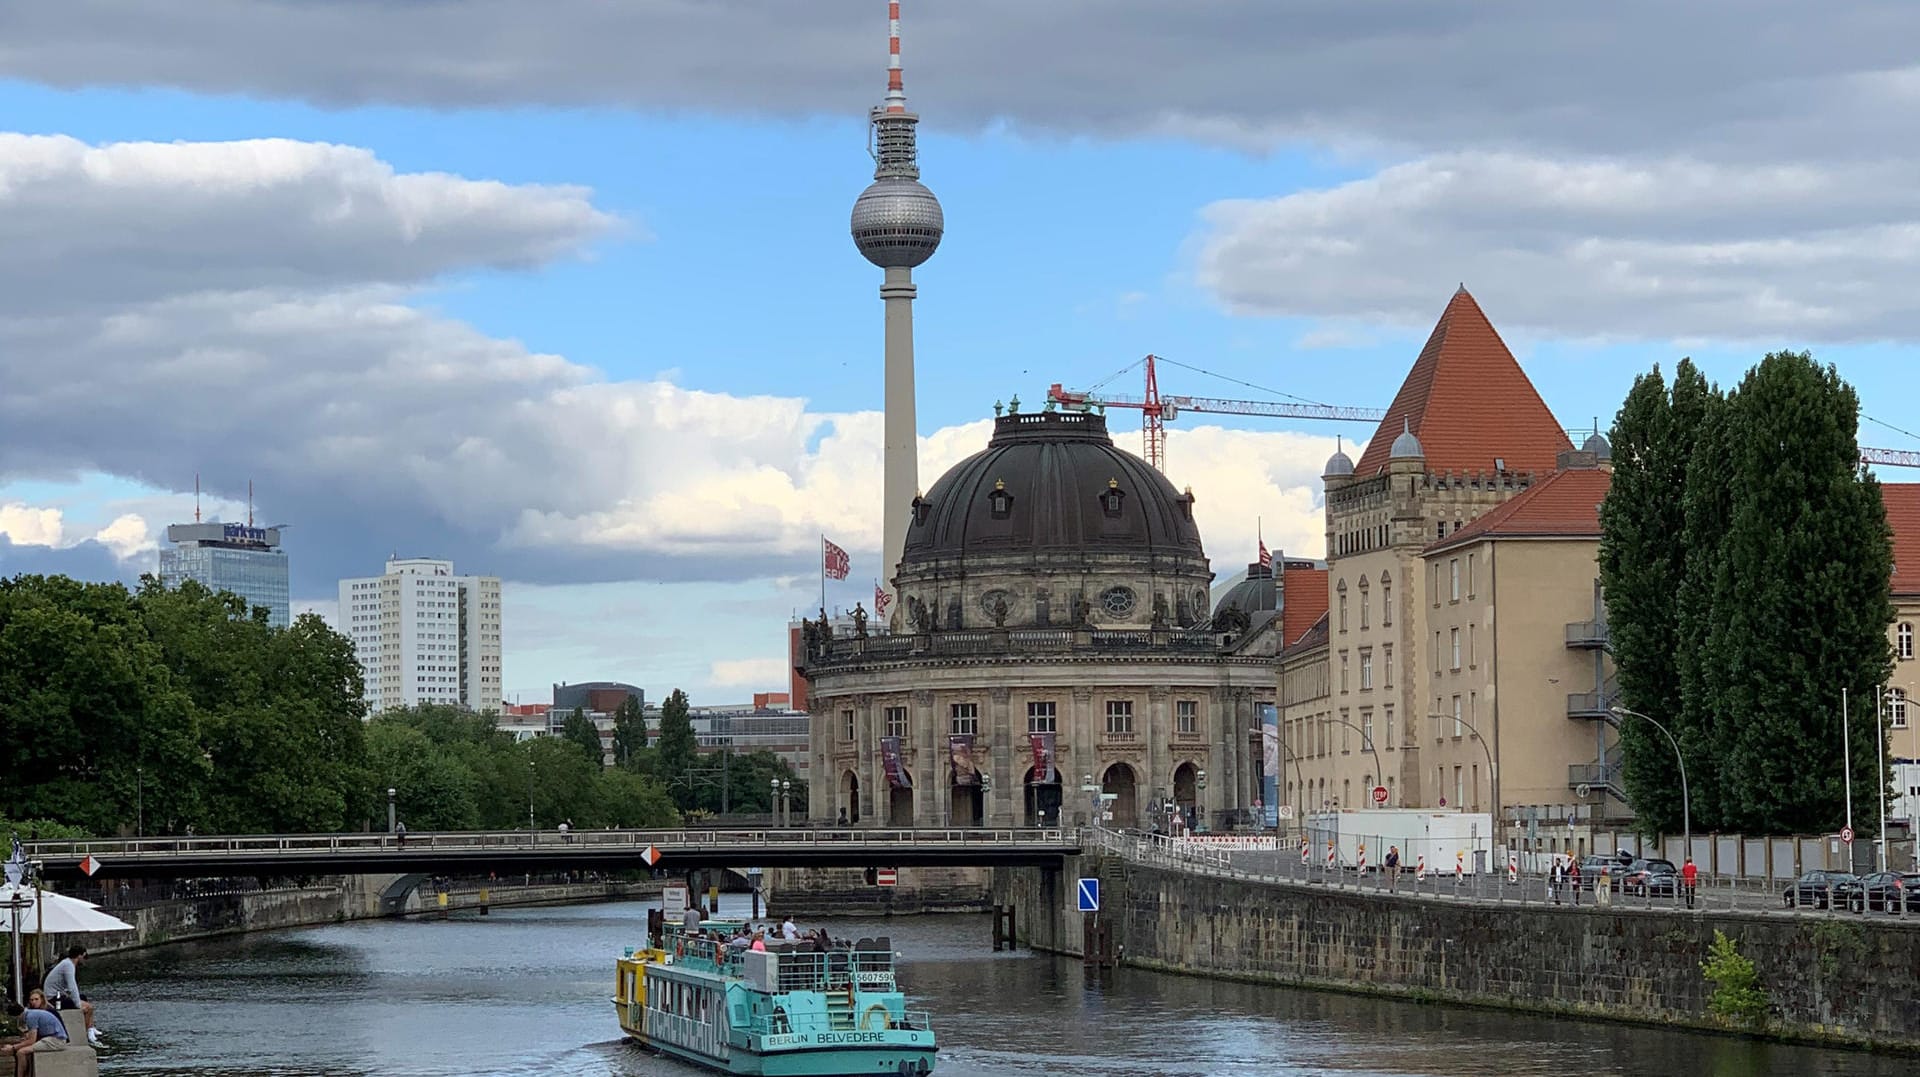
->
[0,3,1909,162]
[0,503,64,548]
[91,514,154,561]
[709,657,792,689]
[1195,152,1920,342]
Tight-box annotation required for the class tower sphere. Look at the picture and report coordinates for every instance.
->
[851,178,945,269]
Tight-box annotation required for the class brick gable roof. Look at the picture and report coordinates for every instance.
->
[1887,483,1920,596]
[1354,288,1572,477]
[1428,466,1612,554]
[1279,566,1329,647]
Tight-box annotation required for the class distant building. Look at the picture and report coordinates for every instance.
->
[688,693,811,782]
[338,558,502,714]
[1887,484,1920,823]
[554,681,644,715]
[158,522,290,627]
[789,614,863,712]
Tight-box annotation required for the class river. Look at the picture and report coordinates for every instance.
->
[86,894,1906,1076]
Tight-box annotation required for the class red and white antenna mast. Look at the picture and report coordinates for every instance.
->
[194,473,201,523]
[885,0,907,113]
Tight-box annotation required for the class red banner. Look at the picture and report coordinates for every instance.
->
[881,736,911,789]
[1028,732,1057,784]
[948,734,980,786]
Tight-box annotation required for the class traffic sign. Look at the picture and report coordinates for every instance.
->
[1841,826,1855,844]
[875,867,898,887]
[79,855,101,877]
[1371,785,1389,806]
[642,844,661,866]
[1076,877,1101,912]
[1276,805,1294,820]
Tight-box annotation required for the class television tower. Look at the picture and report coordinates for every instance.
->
[851,0,943,628]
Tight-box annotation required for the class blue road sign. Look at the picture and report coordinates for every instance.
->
[1076,877,1100,912]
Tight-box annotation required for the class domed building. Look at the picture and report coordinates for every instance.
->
[799,409,1281,831]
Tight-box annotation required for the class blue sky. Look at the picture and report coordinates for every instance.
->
[2,2,1917,706]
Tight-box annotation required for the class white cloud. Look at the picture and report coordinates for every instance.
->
[0,503,65,547]
[709,657,793,689]
[91,514,154,561]
[1195,152,1920,342]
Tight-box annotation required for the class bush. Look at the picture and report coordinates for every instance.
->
[1701,929,1769,1030]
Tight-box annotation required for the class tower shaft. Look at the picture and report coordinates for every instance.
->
[881,265,919,623]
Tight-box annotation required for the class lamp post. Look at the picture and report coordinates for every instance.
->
[781,780,792,827]
[387,787,398,834]
[1196,769,1208,834]
[1610,705,1691,860]
[1428,712,1500,871]
[527,759,537,836]
[1081,773,1098,829]
[1323,715,1387,801]
[771,778,782,827]
[136,766,144,839]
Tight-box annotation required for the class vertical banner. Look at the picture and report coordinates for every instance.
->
[948,733,980,786]
[1028,732,1057,783]
[1259,703,1280,828]
[881,736,912,788]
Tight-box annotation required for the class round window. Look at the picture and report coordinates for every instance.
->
[1100,586,1137,617]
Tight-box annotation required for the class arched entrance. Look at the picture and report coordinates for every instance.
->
[1023,766,1063,827]
[1172,762,1199,834]
[950,783,983,827]
[887,785,914,827]
[840,771,861,825]
[1101,763,1138,829]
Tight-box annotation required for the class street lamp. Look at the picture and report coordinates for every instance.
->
[1427,712,1499,822]
[771,777,781,827]
[781,780,792,827]
[1609,705,1691,860]
[1196,769,1208,833]
[1081,773,1098,828]
[527,759,537,835]
[387,787,397,833]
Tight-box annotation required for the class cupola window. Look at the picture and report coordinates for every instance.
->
[1099,478,1127,517]
[987,478,1013,519]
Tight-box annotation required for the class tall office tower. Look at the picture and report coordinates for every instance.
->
[158,522,291,627]
[338,558,503,715]
[850,0,943,627]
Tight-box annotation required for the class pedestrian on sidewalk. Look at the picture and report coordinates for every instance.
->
[1568,857,1582,905]
[1549,856,1565,904]
[1384,846,1401,891]
[1682,856,1698,909]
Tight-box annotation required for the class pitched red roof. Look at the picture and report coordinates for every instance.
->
[1887,483,1920,595]
[1428,466,1612,553]
[1354,288,1572,477]
[1283,610,1330,656]
[1279,566,1329,646]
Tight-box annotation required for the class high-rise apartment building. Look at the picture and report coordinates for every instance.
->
[338,558,502,715]
[158,522,290,627]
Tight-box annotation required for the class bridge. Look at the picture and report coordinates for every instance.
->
[22,827,1082,882]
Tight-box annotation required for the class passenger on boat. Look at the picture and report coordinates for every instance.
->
[682,903,704,930]
[780,916,799,940]
[750,930,767,953]
[726,928,752,951]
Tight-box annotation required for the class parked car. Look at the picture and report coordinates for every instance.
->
[1578,852,1636,890]
[1851,871,1920,913]
[1621,858,1678,896]
[1782,870,1862,909]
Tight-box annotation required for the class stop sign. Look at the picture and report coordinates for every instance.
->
[1372,785,1389,806]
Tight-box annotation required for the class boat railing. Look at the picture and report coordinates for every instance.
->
[771,947,897,993]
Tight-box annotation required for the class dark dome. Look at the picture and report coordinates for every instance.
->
[1213,562,1276,619]
[902,411,1203,564]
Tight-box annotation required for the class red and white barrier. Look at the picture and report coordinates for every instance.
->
[1416,854,1427,880]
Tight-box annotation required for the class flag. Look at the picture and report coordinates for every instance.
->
[874,582,892,620]
[1258,538,1272,569]
[3,834,23,886]
[822,537,851,580]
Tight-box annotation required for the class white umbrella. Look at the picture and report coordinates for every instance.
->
[0,884,134,934]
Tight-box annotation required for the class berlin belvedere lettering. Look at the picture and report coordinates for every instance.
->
[764,1031,890,1048]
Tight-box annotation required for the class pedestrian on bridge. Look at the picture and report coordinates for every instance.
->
[1384,846,1400,891]
[1567,857,1582,905]
[1682,856,1698,909]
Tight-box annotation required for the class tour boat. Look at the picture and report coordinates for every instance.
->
[613,917,937,1076]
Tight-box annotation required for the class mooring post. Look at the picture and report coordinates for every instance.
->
[479,887,490,916]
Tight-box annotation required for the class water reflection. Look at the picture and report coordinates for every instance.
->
[90,896,1905,1077]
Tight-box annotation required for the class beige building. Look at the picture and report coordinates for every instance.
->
[1887,485,1920,821]
[1280,288,1625,843]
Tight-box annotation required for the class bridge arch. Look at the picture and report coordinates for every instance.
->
[1101,763,1139,829]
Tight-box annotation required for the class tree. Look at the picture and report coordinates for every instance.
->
[524,735,600,828]
[655,689,697,805]
[591,768,681,829]
[1600,359,1718,831]
[561,706,605,766]
[1710,353,1893,832]
[612,696,649,767]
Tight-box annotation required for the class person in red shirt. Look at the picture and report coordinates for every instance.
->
[1681,856,1699,908]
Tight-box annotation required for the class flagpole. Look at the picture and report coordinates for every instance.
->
[820,534,827,616]
[1843,686,1853,842]
[1878,685,1888,871]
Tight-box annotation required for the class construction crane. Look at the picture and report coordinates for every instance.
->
[1863,446,1920,470]
[1047,354,1386,471]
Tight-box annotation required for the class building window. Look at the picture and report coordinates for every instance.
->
[1028,701,1057,734]
[1340,651,1350,693]
[1891,689,1909,730]
[1341,712,1350,753]
[1450,627,1461,670]
[1467,553,1477,598]
[1360,648,1374,690]
[1449,558,1461,602]
[1901,622,1914,660]
[1338,588,1349,632]
[950,703,979,736]
[1384,705,1395,750]
[1452,695,1463,737]
[1177,700,1198,734]
[1429,563,1439,607]
[1382,575,1393,626]
[1105,700,1134,735]
[841,710,855,741]
[1100,586,1137,617]
[1361,707,1373,746]
[1359,584,1370,630]
[1469,624,1477,667]
[885,706,908,738]
[1383,644,1394,688]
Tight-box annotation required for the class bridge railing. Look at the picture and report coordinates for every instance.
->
[24,826,1078,861]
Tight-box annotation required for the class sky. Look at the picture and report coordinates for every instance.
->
[3,1,1919,706]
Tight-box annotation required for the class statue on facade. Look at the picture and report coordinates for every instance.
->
[990,594,1009,627]
[1151,593,1169,628]
[1216,602,1251,636]
[852,602,869,639]
[818,607,833,641]
[946,595,963,630]
[801,616,819,653]
[1070,593,1091,626]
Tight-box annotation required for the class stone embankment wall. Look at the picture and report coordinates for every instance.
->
[767,866,992,917]
[59,877,657,957]
[993,857,1920,1051]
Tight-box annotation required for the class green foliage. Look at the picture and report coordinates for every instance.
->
[1810,920,1867,981]
[0,817,93,842]
[560,706,605,765]
[653,748,806,815]
[655,689,697,788]
[1701,929,1769,1029]
[0,574,366,836]
[1603,353,1894,833]
[612,695,648,767]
